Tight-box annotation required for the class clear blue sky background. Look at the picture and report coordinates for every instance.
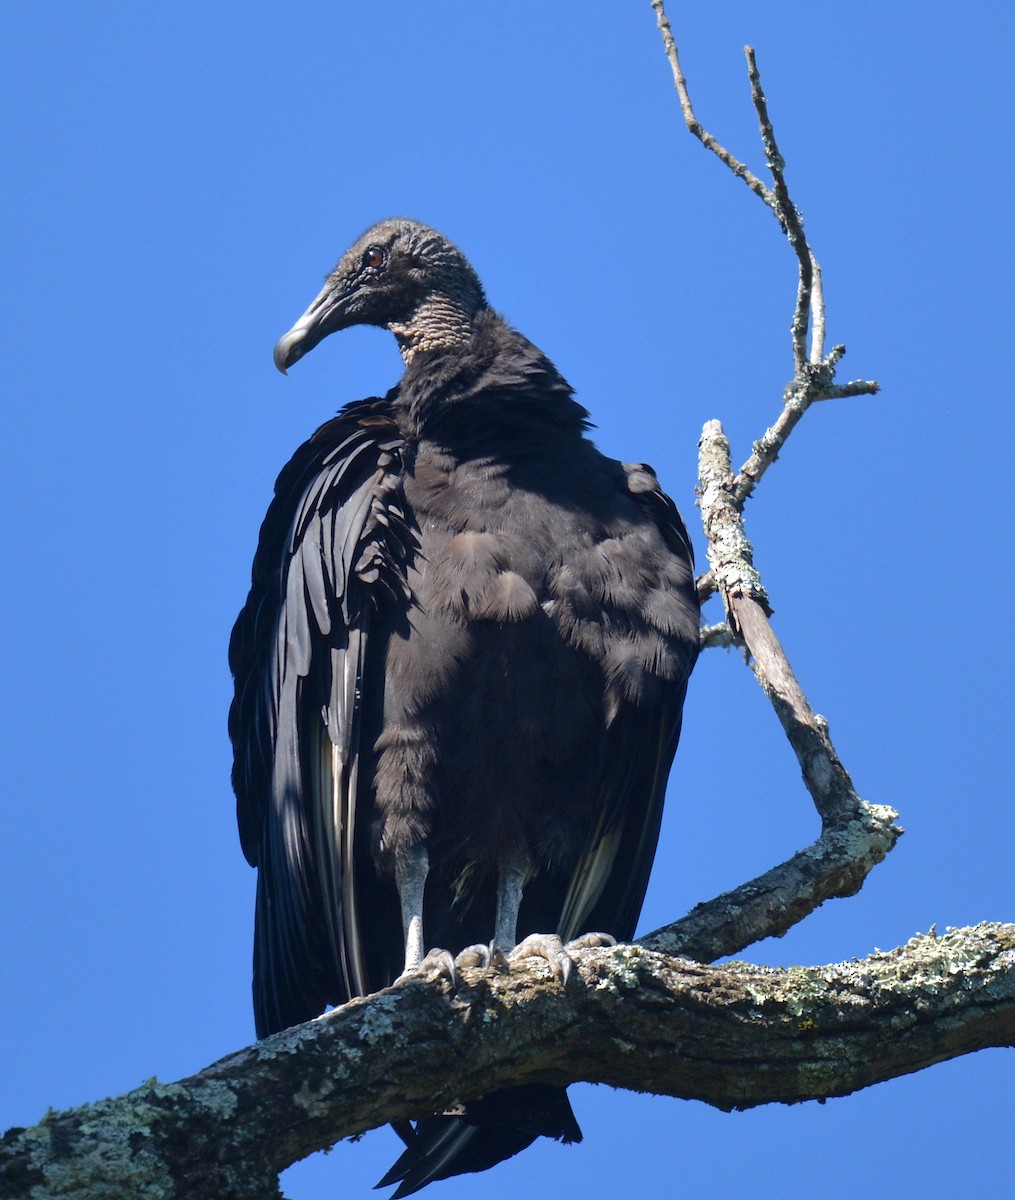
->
[2,3,1011,1197]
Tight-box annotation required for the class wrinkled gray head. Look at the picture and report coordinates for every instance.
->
[273,218,488,372]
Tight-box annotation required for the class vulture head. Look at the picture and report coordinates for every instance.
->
[273,218,488,372]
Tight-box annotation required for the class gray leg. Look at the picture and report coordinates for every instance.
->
[494,859,580,981]
[395,843,458,984]
[395,843,429,974]
[428,861,527,980]
[493,860,529,951]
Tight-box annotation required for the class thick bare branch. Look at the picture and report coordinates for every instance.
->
[640,799,900,962]
[698,418,772,626]
[699,420,883,827]
[4,926,1011,1199]
[692,417,902,948]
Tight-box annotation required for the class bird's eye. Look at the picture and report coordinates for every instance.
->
[363,246,385,269]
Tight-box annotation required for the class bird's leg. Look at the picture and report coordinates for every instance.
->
[496,859,614,983]
[395,843,458,983]
[445,862,528,976]
[493,860,575,980]
[493,859,529,952]
[395,843,430,974]
[496,858,574,981]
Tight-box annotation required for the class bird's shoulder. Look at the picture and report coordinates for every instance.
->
[237,395,411,613]
[618,458,697,568]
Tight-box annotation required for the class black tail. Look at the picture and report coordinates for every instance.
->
[375,1085,582,1197]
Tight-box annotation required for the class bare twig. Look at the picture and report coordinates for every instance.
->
[651,1,773,205]
[695,569,718,603]
[822,378,883,400]
[744,46,813,372]
[652,3,880,402]
[733,354,881,505]
[699,621,734,650]
[810,253,826,362]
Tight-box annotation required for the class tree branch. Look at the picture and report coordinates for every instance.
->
[653,0,879,495]
[4,925,1012,1199]
[733,350,880,506]
[744,46,813,372]
[653,4,897,953]
[639,797,900,963]
[651,1,773,206]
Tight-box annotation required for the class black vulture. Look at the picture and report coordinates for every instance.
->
[229,218,700,1195]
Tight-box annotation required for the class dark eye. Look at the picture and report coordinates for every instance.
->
[363,246,385,269]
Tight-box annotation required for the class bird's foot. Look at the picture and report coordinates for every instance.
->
[404,941,512,989]
[565,932,617,952]
[454,941,510,972]
[405,947,459,987]
[508,931,614,984]
[403,934,614,989]
[510,933,572,982]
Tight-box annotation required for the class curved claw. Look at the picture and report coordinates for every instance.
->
[488,941,510,972]
[453,941,511,974]
[455,943,494,971]
[565,932,616,952]
[414,947,459,988]
[509,933,574,984]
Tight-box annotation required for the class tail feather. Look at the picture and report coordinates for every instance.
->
[375,1085,582,1197]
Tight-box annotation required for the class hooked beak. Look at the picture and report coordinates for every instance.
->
[273,279,350,374]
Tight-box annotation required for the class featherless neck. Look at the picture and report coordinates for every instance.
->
[390,293,485,364]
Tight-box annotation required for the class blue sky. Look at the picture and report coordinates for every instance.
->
[2,3,1011,1197]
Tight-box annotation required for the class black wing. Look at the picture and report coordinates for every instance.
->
[229,398,414,1037]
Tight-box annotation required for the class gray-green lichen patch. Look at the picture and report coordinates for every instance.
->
[189,1079,239,1121]
[292,1075,337,1115]
[815,802,899,869]
[354,994,403,1045]
[253,1020,323,1062]
[776,966,833,1018]
[19,1089,176,1200]
[588,943,649,993]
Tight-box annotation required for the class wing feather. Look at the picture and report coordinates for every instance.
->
[229,398,412,1037]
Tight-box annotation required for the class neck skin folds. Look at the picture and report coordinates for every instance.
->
[390,293,479,364]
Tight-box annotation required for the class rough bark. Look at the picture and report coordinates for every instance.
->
[3,925,1012,1200]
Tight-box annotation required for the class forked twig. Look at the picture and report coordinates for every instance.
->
[652,1,898,957]
[652,2,878,432]
[651,1,774,208]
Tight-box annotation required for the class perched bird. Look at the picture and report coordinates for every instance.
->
[229,218,699,1195]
